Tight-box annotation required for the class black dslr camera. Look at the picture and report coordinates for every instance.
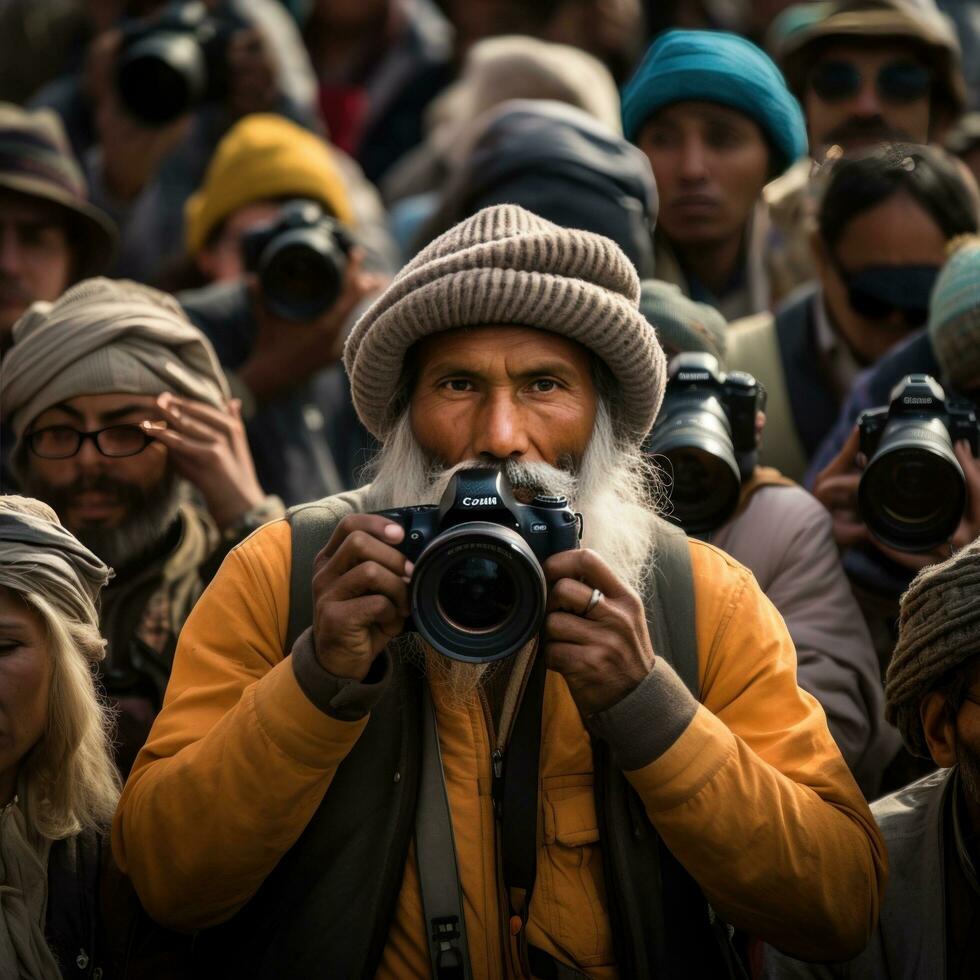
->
[116,2,242,126]
[858,374,979,552]
[644,353,765,534]
[241,200,353,322]
[375,468,581,664]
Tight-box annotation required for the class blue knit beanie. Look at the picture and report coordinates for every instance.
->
[928,235,980,391]
[622,29,807,174]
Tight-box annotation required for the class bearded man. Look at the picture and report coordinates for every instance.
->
[0,277,284,774]
[113,206,885,978]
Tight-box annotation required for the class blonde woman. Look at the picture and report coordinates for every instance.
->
[0,495,119,980]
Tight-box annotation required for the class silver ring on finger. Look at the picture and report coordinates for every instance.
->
[581,587,603,617]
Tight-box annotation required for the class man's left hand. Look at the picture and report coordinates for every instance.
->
[542,549,655,716]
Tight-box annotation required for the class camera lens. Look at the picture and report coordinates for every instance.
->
[859,418,966,552]
[117,34,206,125]
[410,523,546,663]
[259,230,345,321]
[645,395,742,534]
[437,556,516,633]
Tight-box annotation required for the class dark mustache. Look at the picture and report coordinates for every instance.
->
[822,118,914,147]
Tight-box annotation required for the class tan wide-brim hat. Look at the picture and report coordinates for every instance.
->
[0,103,117,276]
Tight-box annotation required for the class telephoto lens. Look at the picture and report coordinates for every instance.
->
[375,469,582,663]
[644,353,762,535]
[116,2,234,126]
[240,200,352,322]
[858,375,979,552]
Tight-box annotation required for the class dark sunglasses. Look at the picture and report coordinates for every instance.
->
[26,424,157,460]
[835,263,940,327]
[810,60,932,105]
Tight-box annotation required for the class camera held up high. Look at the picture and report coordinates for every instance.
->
[241,200,353,322]
[858,374,980,552]
[375,468,581,664]
[644,352,765,535]
[116,2,242,126]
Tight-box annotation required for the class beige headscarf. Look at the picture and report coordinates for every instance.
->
[0,496,110,980]
[0,277,230,458]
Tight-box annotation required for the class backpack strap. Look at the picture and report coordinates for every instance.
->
[649,520,699,699]
[286,499,358,651]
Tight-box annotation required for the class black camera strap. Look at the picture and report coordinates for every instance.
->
[416,682,473,980]
[495,642,547,964]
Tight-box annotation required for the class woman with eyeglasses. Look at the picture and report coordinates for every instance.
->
[725,142,978,482]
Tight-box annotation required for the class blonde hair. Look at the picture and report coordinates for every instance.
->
[14,590,120,840]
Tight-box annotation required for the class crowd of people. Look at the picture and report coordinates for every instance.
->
[0,0,979,977]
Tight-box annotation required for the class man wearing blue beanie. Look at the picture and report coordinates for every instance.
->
[623,30,807,321]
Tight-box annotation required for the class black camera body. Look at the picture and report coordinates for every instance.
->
[116,1,241,126]
[645,352,765,534]
[375,468,581,663]
[241,200,353,322]
[858,374,979,552]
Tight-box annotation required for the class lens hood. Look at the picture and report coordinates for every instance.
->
[647,398,742,534]
[410,522,546,664]
[858,418,966,552]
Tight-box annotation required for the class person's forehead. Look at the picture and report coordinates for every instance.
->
[812,39,928,69]
[38,392,161,419]
[414,325,593,369]
[646,100,758,131]
[0,188,68,226]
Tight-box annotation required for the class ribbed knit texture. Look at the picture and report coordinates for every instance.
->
[928,236,980,390]
[621,30,807,173]
[885,536,980,757]
[343,205,667,445]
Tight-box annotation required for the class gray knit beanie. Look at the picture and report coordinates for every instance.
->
[885,537,980,757]
[344,204,667,446]
[639,280,728,362]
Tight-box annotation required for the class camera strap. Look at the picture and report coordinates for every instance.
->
[496,643,547,964]
[416,682,473,980]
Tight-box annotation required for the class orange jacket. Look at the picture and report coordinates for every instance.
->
[113,517,886,976]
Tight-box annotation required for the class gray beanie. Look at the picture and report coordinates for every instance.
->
[343,204,667,446]
[639,280,728,362]
[885,537,980,757]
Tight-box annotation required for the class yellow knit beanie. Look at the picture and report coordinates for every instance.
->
[184,114,354,256]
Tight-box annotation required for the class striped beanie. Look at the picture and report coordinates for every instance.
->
[886,536,980,757]
[344,204,667,446]
[622,30,807,174]
[928,235,980,392]
[0,103,116,276]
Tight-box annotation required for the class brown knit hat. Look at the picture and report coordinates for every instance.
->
[343,204,666,446]
[885,537,980,757]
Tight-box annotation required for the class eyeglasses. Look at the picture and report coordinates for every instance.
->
[26,424,156,460]
[834,263,940,328]
[810,60,932,105]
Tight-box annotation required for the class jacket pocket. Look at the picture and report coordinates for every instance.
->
[536,775,615,968]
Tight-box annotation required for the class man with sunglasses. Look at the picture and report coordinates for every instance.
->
[763,0,967,302]
[727,143,976,482]
[0,277,283,773]
[767,537,980,978]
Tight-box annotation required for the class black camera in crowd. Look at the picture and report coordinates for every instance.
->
[116,1,242,126]
[375,469,581,664]
[241,200,353,322]
[858,374,980,552]
[644,353,765,534]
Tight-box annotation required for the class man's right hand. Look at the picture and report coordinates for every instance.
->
[311,515,413,681]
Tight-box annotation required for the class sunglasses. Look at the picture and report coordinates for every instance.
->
[810,60,932,105]
[835,263,940,327]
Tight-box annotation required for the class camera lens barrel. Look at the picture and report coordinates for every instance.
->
[410,522,547,664]
[258,227,346,322]
[117,32,207,125]
[858,417,966,552]
[646,394,742,534]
